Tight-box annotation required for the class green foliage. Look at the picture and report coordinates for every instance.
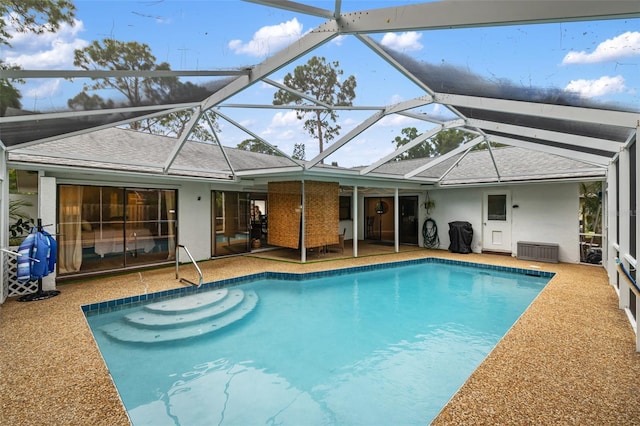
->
[67,91,114,110]
[393,127,433,160]
[0,0,76,46]
[0,1,75,115]
[0,60,22,115]
[273,56,356,156]
[9,198,34,245]
[430,129,469,155]
[70,38,217,140]
[237,138,280,156]
[72,39,173,106]
[393,128,470,160]
[580,181,602,234]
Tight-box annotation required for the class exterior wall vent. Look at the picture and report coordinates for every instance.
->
[517,241,559,263]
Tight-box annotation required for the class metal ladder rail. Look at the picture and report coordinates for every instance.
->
[175,244,203,287]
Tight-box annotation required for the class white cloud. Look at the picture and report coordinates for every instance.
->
[3,19,88,69]
[269,110,300,127]
[562,31,640,64]
[228,18,303,57]
[239,118,256,128]
[564,75,627,98]
[389,94,404,104]
[25,78,62,99]
[380,32,423,52]
[331,35,346,46]
[378,114,415,127]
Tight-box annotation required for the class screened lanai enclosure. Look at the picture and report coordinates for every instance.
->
[0,1,638,344]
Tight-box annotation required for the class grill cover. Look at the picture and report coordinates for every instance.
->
[448,221,473,254]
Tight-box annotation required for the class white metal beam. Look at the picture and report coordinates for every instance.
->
[359,118,467,175]
[307,110,385,168]
[177,31,336,172]
[163,108,201,174]
[243,0,334,19]
[205,114,236,178]
[1,69,249,79]
[404,136,485,178]
[435,93,639,129]
[360,126,443,175]
[0,102,198,124]
[318,1,640,33]
[201,33,336,112]
[467,118,623,154]
[306,95,435,167]
[487,134,610,166]
[213,109,304,167]
[4,104,197,151]
[263,78,333,109]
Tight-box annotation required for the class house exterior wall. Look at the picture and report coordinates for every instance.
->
[511,183,580,263]
[427,182,580,263]
[179,182,212,261]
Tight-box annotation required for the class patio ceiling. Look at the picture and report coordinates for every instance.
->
[1,1,638,183]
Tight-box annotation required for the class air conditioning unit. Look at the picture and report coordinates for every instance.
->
[517,241,559,263]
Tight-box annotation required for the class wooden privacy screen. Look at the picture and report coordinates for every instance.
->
[304,181,339,248]
[268,181,302,249]
[267,180,340,249]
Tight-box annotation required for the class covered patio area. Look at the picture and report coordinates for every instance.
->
[1,249,638,425]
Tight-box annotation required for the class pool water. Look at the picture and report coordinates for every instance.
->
[85,260,550,425]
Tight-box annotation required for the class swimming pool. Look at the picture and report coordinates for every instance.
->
[84,259,552,425]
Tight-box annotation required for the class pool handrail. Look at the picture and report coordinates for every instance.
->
[175,244,203,288]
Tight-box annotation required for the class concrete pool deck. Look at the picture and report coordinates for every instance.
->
[1,249,639,425]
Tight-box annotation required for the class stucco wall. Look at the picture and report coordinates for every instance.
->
[177,182,212,261]
[511,183,580,263]
[426,182,580,263]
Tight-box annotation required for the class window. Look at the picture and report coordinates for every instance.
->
[487,194,507,221]
[339,196,351,220]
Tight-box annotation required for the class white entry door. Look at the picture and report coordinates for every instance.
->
[482,191,512,253]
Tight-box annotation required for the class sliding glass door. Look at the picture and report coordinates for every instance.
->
[57,185,176,276]
[212,191,251,256]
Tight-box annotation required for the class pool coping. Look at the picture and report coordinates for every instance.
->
[82,257,554,316]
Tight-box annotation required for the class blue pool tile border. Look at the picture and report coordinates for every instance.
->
[82,257,554,315]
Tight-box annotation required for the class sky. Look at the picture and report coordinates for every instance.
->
[2,0,639,167]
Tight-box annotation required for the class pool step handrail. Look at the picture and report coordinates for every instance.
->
[176,244,203,288]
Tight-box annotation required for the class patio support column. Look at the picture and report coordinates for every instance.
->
[635,128,639,352]
[606,161,618,287]
[301,180,306,263]
[353,186,358,258]
[618,147,630,310]
[394,188,399,253]
[0,148,7,303]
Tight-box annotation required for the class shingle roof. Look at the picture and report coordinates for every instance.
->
[8,127,604,185]
[8,127,298,179]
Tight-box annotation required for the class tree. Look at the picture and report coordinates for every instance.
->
[392,127,433,160]
[70,38,217,139]
[431,129,469,155]
[0,0,76,46]
[0,60,22,115]
[72,39,174,108]
[0,1,76,115]
[237,138,280,156]
[393,128,470,160]
[580,181,602,234]
[273,56,356,158]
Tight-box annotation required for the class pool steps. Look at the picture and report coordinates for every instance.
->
[100,289,258,343]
